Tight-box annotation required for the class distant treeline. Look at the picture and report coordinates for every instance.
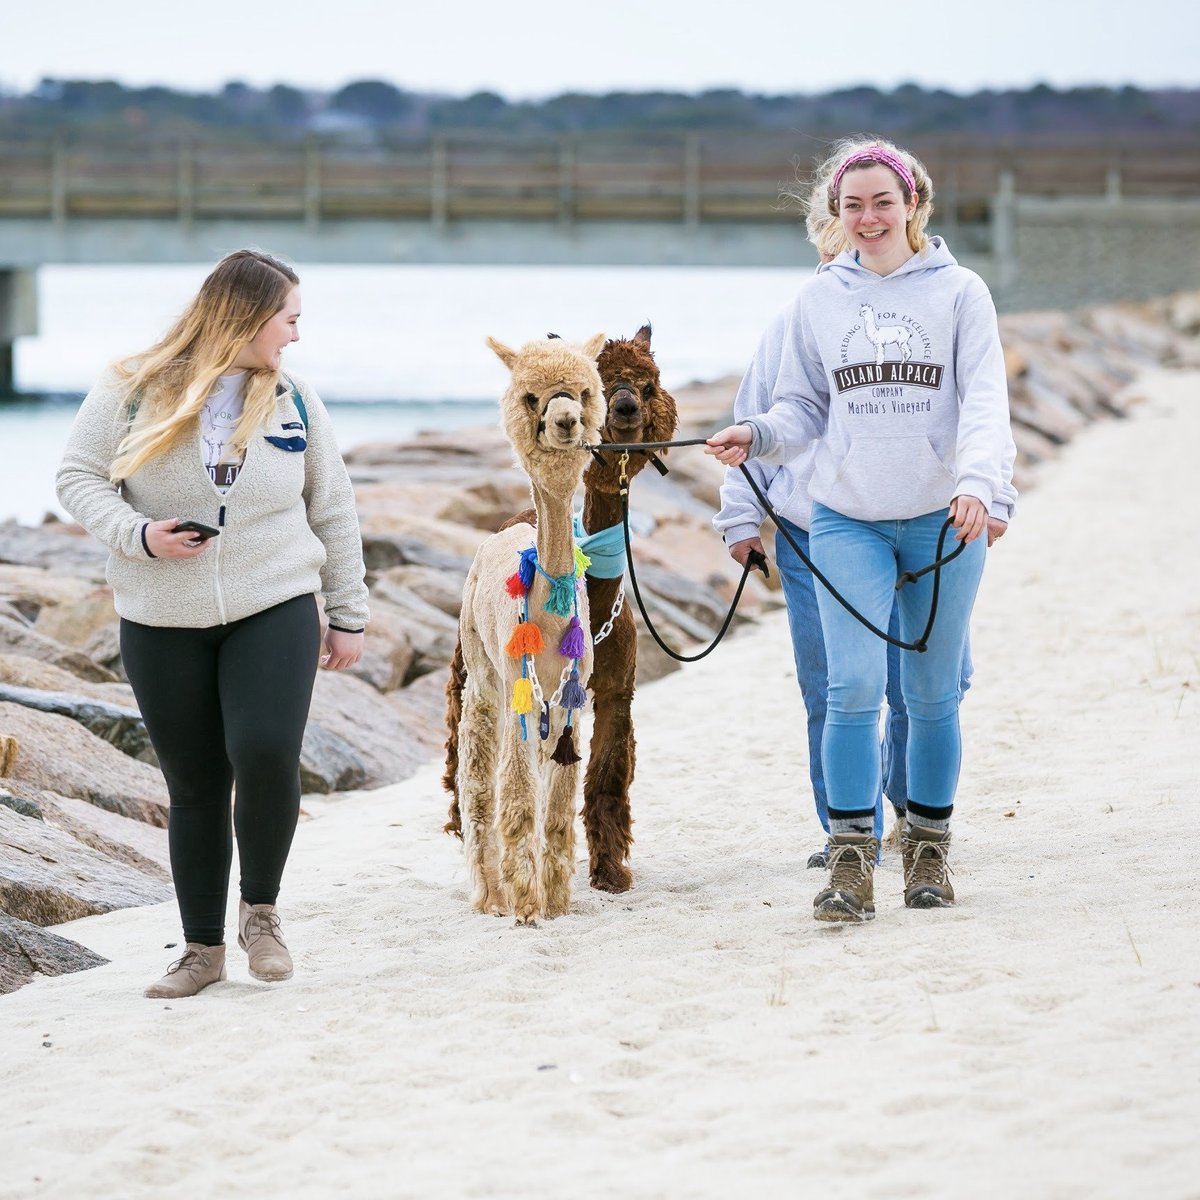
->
[1,78,1198,141]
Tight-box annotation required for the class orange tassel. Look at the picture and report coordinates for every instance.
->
[505,621,545,657]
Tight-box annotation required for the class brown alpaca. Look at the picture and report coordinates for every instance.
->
[453,333,606,924]
[445,324,679,893]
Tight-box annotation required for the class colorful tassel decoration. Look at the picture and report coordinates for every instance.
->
[560,675,588,711]
[511,678,533,714]
[558,616,586,660]
[505,571,528,598]
[551,727,581,765]
[543,572,577,617]
[573,546,591,577]
[517,547,538,589]
[505,621,545,657]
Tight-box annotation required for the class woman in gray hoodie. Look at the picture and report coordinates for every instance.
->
[707,139,1014,923]
[57,249,369,996]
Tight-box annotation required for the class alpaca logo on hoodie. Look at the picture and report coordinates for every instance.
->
[832,304,944,396]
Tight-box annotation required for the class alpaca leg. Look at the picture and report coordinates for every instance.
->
[442,638,466,836]
[459,686,508,915]
[542,753,580,918]
[497,733,542,924]
[583,688,636,893]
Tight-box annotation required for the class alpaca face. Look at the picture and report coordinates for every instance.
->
[486,333,607,464]
[586,325,680,491]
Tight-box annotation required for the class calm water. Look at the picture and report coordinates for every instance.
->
[1,262,809,523]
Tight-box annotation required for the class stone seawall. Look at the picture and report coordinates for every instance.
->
[2,291,1198,993]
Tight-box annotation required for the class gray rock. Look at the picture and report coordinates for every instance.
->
[0,701,168,826]
[300,719,369,794]
[0,805,172,927]
[0,615,119,684]
[366,587,460,682]
[0,914,109,996]
[0,682,156,763]
[361,532,475,575]
[0,521,109,579]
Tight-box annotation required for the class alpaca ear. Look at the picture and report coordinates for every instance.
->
[487,337,517,369]
[633,323,652,349]
[582,332,606,360]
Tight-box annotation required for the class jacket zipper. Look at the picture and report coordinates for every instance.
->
[214,505,228,623]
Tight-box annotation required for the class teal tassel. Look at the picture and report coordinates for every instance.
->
[543,572,576,617]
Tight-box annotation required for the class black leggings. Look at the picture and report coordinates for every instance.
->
[121,594,321,945]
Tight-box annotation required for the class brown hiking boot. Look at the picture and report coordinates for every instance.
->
[813,832,879,923]
[238,900,294,981]
[903,824,955,908]
[144,943,226,999]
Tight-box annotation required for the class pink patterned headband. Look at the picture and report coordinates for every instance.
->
[831,146,916,198]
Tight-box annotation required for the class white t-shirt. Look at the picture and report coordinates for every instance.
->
[201,372,247,491]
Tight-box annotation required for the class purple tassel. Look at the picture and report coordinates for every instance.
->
[551,727,581,765]
[517,546,538,589]
[558,616,586,659]
[560,676,588,711]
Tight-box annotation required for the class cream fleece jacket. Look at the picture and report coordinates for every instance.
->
[56,369,369,631]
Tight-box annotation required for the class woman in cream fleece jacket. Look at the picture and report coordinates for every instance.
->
[57,249,369,999]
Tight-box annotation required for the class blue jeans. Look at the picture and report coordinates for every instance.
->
[807,502,985,824]
[777,515,974,839]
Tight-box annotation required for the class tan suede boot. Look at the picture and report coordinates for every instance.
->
[813,832,879,923]
[144,943,226,999]
[238,900,294,981]
[903,824,955,908]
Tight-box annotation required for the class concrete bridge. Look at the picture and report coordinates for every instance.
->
[2,132,1198,388]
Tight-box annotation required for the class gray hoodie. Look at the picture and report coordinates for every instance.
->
[743,238,1013,523]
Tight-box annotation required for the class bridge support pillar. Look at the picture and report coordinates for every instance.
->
[0,269,37,393]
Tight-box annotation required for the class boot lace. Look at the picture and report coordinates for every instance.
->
[165,947,210,976]
[908,838,954,889]
[828,841,874,889]
[243,910,286,949]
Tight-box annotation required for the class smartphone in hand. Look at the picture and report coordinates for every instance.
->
[173,520,220,541]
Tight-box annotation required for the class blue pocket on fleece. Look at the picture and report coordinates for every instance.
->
[264,434,307,452]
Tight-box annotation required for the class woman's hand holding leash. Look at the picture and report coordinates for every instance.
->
[949,495,987,544]
[729,536,770,577]
[705,425,752,466]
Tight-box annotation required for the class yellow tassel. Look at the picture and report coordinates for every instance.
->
[574,546,591,577]
[511,678,534,714]
[505,621,544,657]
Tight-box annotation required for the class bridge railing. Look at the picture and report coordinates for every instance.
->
[1,134,1197,225]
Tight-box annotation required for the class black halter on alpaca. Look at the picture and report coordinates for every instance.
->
[586,438,968,655]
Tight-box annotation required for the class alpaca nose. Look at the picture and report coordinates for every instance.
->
[555,412,580,437]
[613,395,638,420]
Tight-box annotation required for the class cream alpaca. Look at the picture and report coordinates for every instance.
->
[456,333,606,924]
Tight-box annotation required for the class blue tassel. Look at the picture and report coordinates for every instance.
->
[543,573,576,617]
[517,547,538,589]
[561,675,588,711]
[558,616,586,659]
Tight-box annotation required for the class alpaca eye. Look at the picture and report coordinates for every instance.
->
[524,393,539,408]
[642,383,655,399]
[581,389,591,402]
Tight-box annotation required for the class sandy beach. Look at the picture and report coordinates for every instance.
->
[1,368,1197,1200]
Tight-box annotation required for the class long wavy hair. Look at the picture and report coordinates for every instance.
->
[109,249,299,482]
[794,137,935,262]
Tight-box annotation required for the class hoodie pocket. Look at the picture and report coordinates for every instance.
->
[826,436,954,518]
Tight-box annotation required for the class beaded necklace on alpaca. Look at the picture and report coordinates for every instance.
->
[504,543,590,765]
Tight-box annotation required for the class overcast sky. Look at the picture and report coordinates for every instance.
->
[3,0,1197,97]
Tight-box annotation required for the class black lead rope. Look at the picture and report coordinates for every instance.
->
[590,438,968,655]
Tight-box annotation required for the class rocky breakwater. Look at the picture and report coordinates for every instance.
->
[3,291,1199,994]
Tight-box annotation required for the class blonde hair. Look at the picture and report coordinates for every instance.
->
[109,249,300,482]
[797,137,934,261]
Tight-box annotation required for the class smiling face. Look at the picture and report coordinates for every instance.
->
[837,164,918,276]
[233,286,301,370]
